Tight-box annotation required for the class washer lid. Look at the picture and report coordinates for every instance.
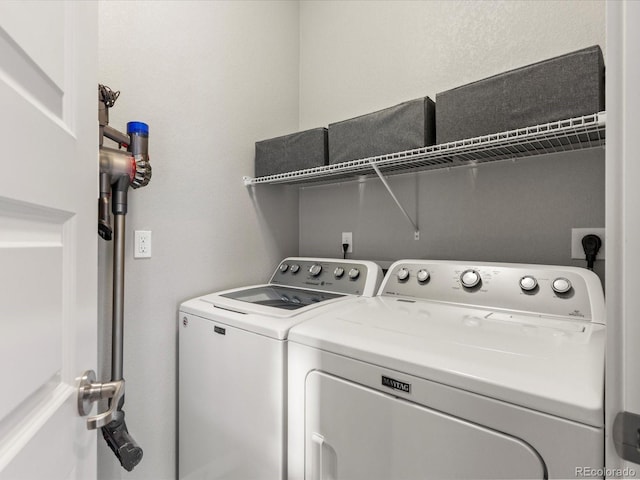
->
[288,296,605,427]
[219,285,344,311]
[179,284,352,339]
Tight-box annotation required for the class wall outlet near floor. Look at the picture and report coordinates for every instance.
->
[342,232,353,253]
[571,228,605,260]
[134,230,152,258]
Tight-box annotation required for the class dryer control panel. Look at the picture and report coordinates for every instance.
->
[381,260,604,323]
[270,257,383,297]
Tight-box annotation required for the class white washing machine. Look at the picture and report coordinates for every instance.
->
[287,260,605,479]
[178,257,383,480]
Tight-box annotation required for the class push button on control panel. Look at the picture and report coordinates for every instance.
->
[552,277,572,294]
[519,275,538,292]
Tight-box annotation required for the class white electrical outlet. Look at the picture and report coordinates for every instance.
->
[571,228,605,260]
[341,232,353,253]
[134,230,152,258]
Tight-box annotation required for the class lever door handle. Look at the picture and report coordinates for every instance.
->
[77,370,125,430]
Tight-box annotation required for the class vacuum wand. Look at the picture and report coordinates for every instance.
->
[107,120,150,382]
[95,84,151,472]
[102,203,143,472]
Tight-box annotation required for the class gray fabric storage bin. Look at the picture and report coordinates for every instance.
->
[328,97,436,165]
[255,127,328,177]
[436,45,605,144]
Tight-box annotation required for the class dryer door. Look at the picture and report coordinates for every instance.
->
[305,372,545,480]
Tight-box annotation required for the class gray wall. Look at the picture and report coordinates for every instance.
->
[300,149,605,279]
[298,0,606,280]
[97,2,299,479]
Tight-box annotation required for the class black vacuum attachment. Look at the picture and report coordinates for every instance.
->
[101,408,143,472]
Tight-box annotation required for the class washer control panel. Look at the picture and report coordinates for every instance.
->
[381,260,604,321]
[271,257,382,296]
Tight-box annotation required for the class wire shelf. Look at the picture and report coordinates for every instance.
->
[243,112,606,186]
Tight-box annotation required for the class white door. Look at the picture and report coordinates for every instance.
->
[0,1,98,479]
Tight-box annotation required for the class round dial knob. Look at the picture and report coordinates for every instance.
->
[397,268,410,281]
[334,267,345,278]
[290,264,300,274]
[416,269,430,283]
[460,269,481,289]
[309,264,322,276]
[348,268,360,279]
[279,263,289,273]
[519,275,538,292]
[552,277,572,294]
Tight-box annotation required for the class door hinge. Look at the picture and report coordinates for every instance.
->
[614,411,640,464]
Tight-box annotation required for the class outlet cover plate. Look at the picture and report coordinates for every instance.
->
[134,230,152,258]
[341,232,353,253]
[571,228,605,260]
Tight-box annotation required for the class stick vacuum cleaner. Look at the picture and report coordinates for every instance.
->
[77,84,151,472]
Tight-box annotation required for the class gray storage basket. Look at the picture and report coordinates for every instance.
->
[436,45,605,144]
[255,127,328,177]
[328,97,436,165]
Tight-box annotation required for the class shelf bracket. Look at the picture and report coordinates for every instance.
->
[370,162,420,240]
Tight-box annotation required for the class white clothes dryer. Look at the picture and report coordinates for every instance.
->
[178,257,382,480]
[287,260,605,479]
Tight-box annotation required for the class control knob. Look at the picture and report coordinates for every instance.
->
[417,269,430,283]
[309,264,322,276]
[290,264,300,274]
[348,268,360,280]
[519,275,538,292]
[460,269,481,289]
[397,267,410,282]
[334,267,345,278]
[279,263,289,273]
[552,277,572,294]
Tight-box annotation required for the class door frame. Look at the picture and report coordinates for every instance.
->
[605,0,640,475]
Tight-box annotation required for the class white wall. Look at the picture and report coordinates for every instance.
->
[97,2,299,479]
[298,0,606,279]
